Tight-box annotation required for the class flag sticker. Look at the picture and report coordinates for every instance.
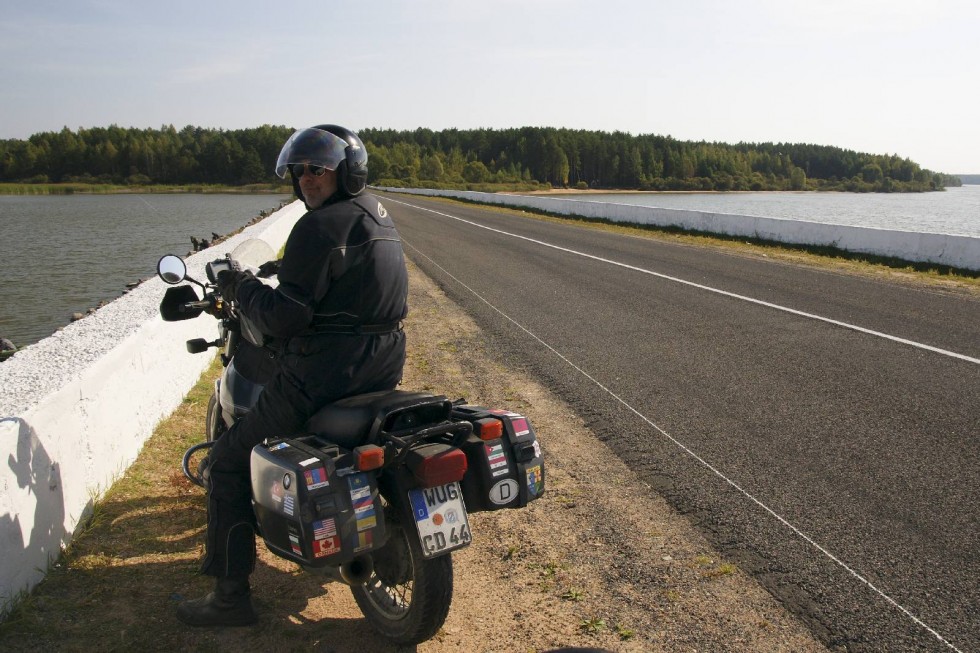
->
[353,530,374,553]
[313,518,337,540]
[511,417,530,437]
[304,466,330,490]
[313,536,341,558]
[526,465,544,498]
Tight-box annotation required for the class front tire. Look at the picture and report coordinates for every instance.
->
[350,517,454,645]
[205,393,225,443]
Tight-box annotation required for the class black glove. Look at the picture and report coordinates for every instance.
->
[257,259,281,278]
[215,269,253,300]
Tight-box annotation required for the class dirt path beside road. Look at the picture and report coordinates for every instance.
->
[373,260,826,652]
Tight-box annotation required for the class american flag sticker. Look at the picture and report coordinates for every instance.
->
[304,466,330,490]
[313,518,337,540]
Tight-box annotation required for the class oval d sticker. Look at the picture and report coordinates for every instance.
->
[489,479,519,505]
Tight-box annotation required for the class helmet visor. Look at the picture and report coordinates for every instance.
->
[275,128,349,178]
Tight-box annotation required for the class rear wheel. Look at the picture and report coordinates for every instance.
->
[350,514,454,645]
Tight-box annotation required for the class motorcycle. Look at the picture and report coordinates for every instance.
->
[155,240,546,644]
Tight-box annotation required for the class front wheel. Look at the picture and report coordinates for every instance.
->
[205,393,225,443]
[350,517,454,645]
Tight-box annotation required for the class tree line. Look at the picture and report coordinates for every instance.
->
[0,124,961,192]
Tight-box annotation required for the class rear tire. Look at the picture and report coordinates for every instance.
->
[350,516,453,645]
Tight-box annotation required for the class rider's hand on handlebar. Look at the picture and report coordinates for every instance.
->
[215,268,253,301]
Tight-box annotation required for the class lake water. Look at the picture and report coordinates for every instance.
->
[545,185,980,238]
[0,193,292,349]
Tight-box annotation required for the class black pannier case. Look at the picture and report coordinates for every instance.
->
[250,437,386,567]
[452,404,545,512]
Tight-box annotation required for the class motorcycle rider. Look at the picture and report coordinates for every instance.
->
[176,125,409,627]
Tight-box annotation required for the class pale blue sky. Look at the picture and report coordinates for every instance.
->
[2,0,978,173]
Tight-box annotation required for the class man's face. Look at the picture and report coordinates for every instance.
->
[298,166,339,209]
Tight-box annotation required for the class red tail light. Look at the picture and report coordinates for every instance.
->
[354,444,385,471]
[473,417,503,441]
[408,445,468,488]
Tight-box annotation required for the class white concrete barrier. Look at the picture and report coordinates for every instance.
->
[378,188,980,272]
[0,200,306,617]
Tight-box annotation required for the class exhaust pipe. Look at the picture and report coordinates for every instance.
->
[327,555,374,586]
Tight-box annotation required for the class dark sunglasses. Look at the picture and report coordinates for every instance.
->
[291,163,328,178]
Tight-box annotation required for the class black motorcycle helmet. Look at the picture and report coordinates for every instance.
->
[275,124,368,205]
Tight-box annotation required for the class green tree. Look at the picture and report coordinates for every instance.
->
[462,160,491,183]
[789,166,807,190]
[420,154,445,181]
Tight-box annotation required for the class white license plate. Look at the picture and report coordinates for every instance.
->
[408,482,472,558]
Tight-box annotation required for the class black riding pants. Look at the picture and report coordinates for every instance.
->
[200,332,405,578]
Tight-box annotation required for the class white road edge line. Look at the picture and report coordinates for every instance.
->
[389,197,979,366]
[395,199,965,652]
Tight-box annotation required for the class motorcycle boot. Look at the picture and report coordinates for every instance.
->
[176,576,257,627]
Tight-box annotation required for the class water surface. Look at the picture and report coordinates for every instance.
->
[0,193,291,348]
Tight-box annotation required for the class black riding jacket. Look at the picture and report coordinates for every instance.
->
[233,193,408,387]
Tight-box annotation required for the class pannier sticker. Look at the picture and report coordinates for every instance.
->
[304,466,330,490]
[489,409,521,418]
[486,442,511,476]
[283,494,295,516]
[313,518,337,540]
[511,417,531,437]
[298,456,319,467]
[349,486,372,501]
[353,494,376,527]
[271,481,284,503]
[526,465,544,498]
[269,442,289,451]
[353,530,374,553]
[313,536,341,558]
[288,525,302,556]
[533,440,542,458]
[348,473,370,490]
[489,479,519,505]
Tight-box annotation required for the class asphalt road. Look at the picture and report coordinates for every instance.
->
[378,191,980,653]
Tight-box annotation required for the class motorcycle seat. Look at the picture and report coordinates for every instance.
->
[306,390,452,449]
